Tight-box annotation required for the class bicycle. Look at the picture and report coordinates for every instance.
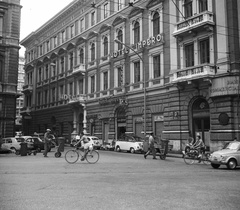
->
[65,145,99,164]
[183,148,210,165]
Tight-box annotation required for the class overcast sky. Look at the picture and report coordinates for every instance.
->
[20,0,73,56]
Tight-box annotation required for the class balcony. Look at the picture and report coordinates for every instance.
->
[173,11,215,38]
[171,64,216,84]
[22,84,33,94]
[20,106,32,114]
[72,64,86,75]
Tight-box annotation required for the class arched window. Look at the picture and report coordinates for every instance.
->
[103,36,108,56]
[153,12,160,36]
[133,21,140,44]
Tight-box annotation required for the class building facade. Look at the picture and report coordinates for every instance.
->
[15,56,25,131]
[0,0,21,138]
[20,0,240,152]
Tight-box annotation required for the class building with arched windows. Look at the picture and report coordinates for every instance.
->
[20,0,240,152]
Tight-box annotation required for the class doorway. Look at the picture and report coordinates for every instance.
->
[115,106,126,139]
[192,98,210,149]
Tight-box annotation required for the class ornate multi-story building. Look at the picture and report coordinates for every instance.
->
[0,0,21,138]
[15,56,25,131]
[20,0,240,152]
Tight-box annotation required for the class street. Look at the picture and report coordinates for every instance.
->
[0,148,239,210]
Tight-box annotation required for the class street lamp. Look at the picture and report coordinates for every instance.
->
[114,39,147,137]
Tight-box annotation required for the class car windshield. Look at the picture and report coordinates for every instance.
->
[225,142,240,150]
[91,137,99,141]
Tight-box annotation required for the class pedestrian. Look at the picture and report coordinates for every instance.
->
[144,132,157,159]
[43,129,51,157]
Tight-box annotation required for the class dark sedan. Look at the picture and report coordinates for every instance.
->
[24,137,54,152]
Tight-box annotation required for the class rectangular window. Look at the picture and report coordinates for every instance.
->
[79,79,84,94]
[199,0,208,13]
[80,18,85,32]
[38,68,42,82]
[117,67,123,87]
[60,56,64,73]
[153,55,161,78]
[52,88,56,102]
[46,40,50,52]
[69,82,73,96]
[91,11,95,26]
[134,61,140,83]
[185,43,194,67]
[69,52,74,69]
[54,36,57,47]
[37,92,41,106]
[91,75,95,93]
[117,0,123,11]
[44,90,48,104]
[70,25,74,38]
[184,0,193,18]
[200,39,210,64]
[59,85,64,97]
[62,30,66,43]
[104,3,108,19]
[103,71,108,90]
[45,64,49,79]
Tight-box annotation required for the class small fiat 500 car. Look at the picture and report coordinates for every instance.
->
[209,141,240,170]
[115,134,144,153]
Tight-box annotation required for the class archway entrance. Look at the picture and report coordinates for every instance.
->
[192,98,210,149]
[115,106,126,139]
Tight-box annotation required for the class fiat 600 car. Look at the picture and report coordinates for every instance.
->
[209,141,240,170]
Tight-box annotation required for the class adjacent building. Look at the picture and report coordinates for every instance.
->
[15,56,25,131]
[20,0,240,152]
[0,0,21,138]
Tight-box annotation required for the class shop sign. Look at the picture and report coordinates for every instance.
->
[60,94,86,101]
[99,96,128,105]
[111,34,163,58]
[210,77,239,97]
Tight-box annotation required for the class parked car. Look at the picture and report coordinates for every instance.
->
[1,137,25,152]
[115,134,144,153]
[100,142,115,151]
[209,141,240,170]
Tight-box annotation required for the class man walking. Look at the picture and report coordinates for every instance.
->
[144,132,157,159]
[43,129,51,157]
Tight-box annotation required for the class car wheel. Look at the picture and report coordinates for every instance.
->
[37,148,41,153]
[116,146,121,152]
[211,163,220,169]
[227,159,237,170]
[130,147,135,154]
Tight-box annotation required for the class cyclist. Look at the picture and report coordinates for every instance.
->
[75,132,94,161]
[192,134,205,160]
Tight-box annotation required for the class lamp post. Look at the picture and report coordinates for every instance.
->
[114,39,147,137]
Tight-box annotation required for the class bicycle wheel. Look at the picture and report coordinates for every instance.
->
[202,153,211,165]
[65,150,79,164]
[86,150,99,164]
[184,153,196,165]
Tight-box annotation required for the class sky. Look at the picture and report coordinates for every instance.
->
[19,0,73,56]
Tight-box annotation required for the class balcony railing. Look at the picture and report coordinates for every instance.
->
[72,64,86,75]
[173,11,215,37]
[171,64,216,83]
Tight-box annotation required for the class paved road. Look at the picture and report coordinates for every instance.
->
[0,148,239,210]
